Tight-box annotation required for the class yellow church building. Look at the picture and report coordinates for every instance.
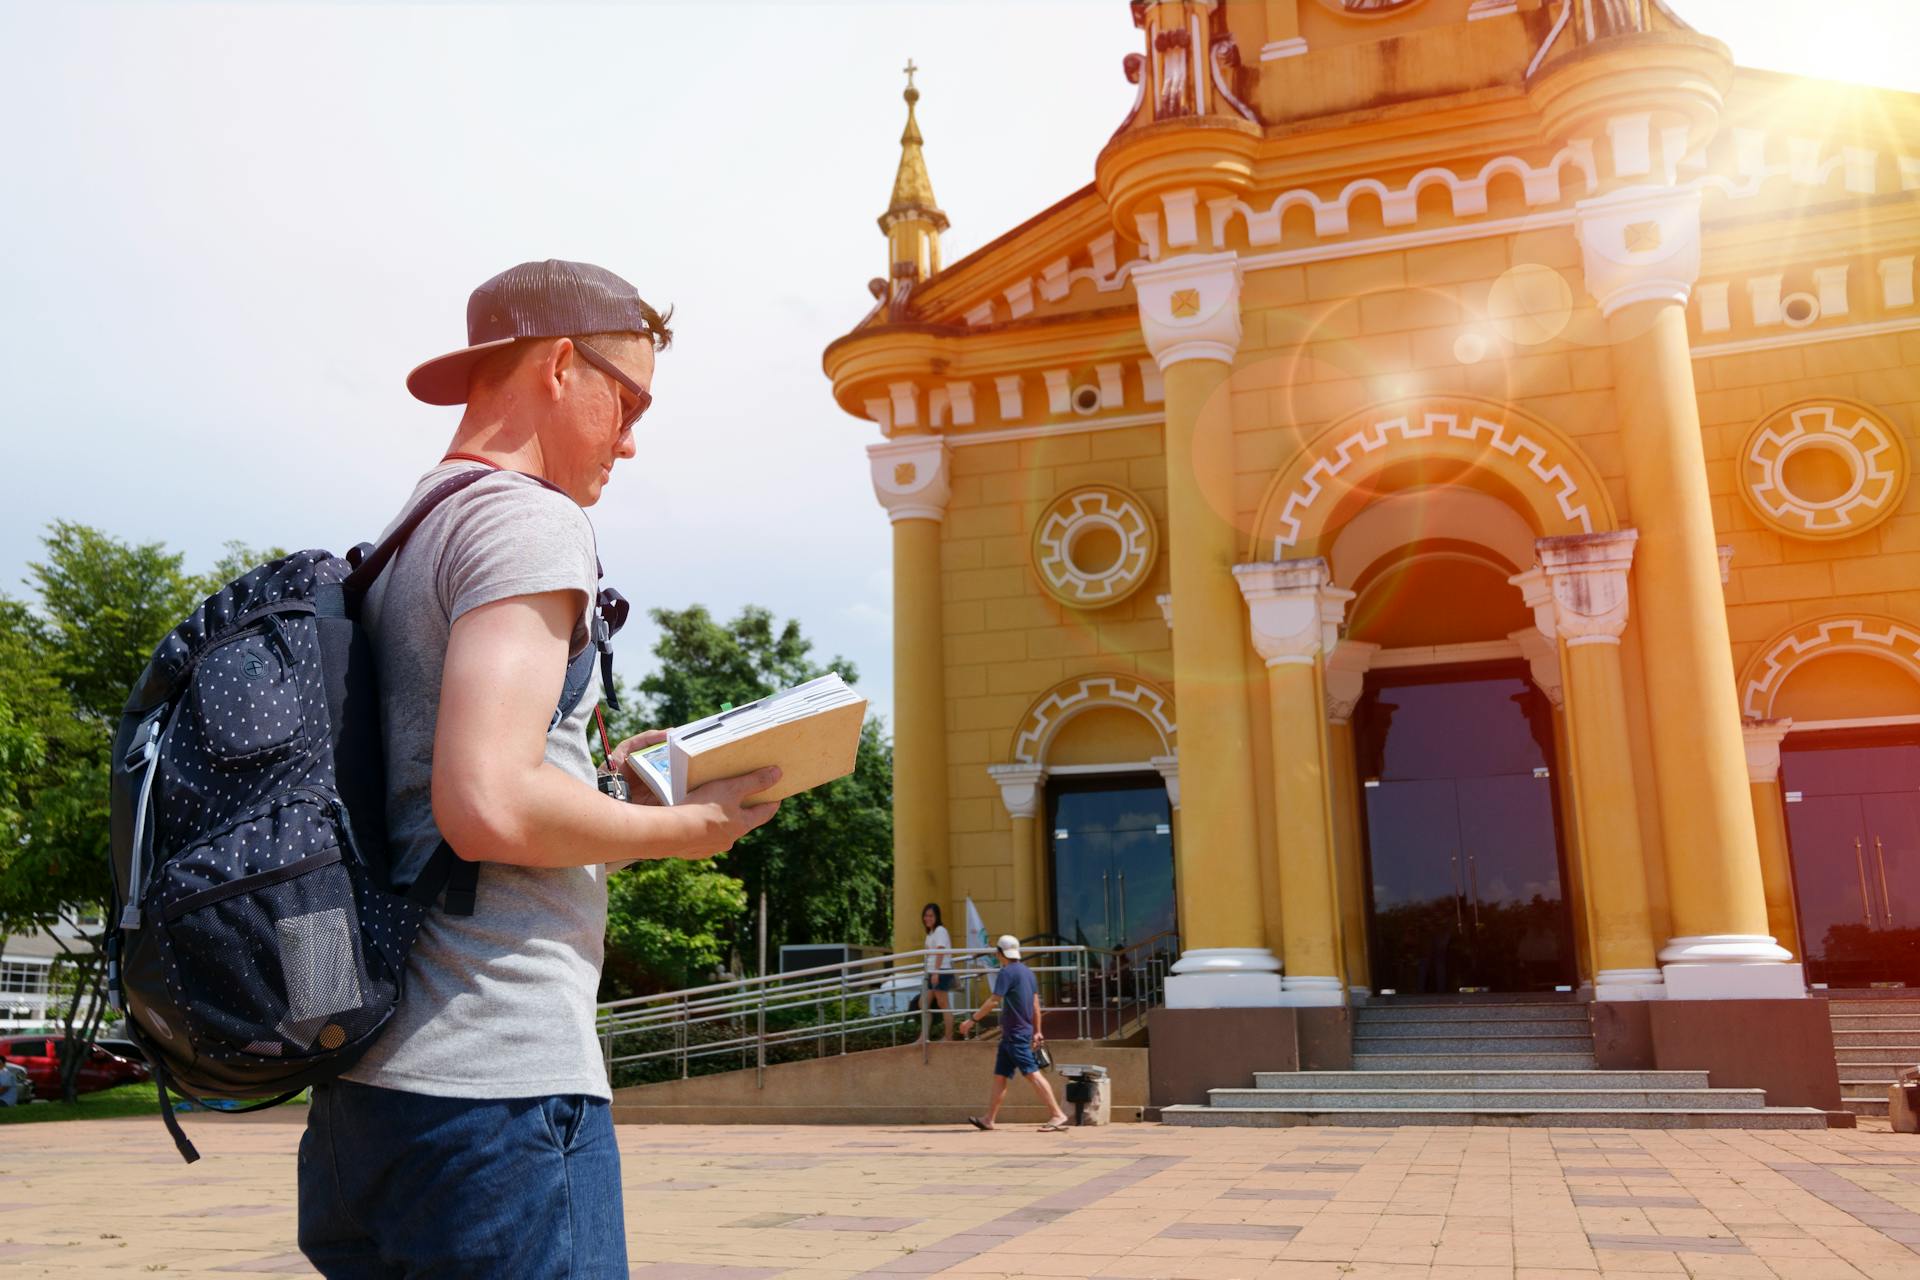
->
[824,0,1920,1114]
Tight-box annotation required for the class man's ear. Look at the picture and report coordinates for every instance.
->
[541,337,578,403]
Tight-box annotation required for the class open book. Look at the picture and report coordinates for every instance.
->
[626,674,868,806]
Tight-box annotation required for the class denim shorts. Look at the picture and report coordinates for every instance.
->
[994,1034,1042,1078]
[298,1079,627,1278]
[927,973,956,992]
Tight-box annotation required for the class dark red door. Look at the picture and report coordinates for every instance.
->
[1355,663,1575,994]
[1783,733,1920,987]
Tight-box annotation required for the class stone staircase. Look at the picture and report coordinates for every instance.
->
[1825,992,1920,1119]
[1163,997,1829,1129]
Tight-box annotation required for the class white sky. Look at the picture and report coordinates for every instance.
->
[1,0,1915,728]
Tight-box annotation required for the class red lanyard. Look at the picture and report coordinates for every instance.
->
[440,451,501,469]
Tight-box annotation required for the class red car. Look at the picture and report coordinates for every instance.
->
[0,1036,150,1098]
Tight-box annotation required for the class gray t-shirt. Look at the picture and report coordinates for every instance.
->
[342,462,612,1101]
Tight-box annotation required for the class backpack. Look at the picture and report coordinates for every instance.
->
[107,467,626,1162]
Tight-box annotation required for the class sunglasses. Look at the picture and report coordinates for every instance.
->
[573,340,652,432]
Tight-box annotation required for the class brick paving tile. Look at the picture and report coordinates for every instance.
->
[17,1114,1920,1275]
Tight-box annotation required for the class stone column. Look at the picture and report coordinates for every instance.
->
[1535,531,1663,1000]
[1577,186,1798,998]
[1742,719,1802,961]
[1234,558,1354,1006]
[988,764,1049,943]
[1326,640,1378,998]
[1132,251,1281,1006]
[870,436,953,953]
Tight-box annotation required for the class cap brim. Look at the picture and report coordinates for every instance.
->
[405,336,520,406]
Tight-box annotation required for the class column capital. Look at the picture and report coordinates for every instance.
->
[1149,752,1180,811]
[1509,627,1565,709]
[867,435,951,523]
[1132,250,1243,369]
[1741,718,1794,784]
[986,763,1048,818]
[1325,639,1380,725]
[1234,558,1355,667]
[1535,529,1639,647]
[1574,184,1703,318]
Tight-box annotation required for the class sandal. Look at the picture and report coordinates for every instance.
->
[1038,1121,1069,1132]
[967,1116,992,1131]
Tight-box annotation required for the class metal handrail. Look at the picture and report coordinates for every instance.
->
[595,933,1179,1089]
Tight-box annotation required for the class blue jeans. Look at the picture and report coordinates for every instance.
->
[298,1079,627,1278]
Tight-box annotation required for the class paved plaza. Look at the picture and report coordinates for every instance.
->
[7,1115,1920,1277]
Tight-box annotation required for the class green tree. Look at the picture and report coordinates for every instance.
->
[0,525,202,1100]
[603,605,894,979]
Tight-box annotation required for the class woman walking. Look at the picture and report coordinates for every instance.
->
[918,902,956,1043]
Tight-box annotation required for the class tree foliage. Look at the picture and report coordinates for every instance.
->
[603,605,893,984]
[1,525,207,1099]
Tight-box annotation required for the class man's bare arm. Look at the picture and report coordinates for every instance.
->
[431,589,778,868]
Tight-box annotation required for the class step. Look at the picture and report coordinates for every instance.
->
[1351,1034,1594,1053]
[1832,1030,1920,1048]
[1354,1052,1600,1070]
[1210,1088,1767,1111]
[1830,1014,1920,1031]
[1254,1069,1712,1091]
[1354,1004,1591,1024]
[1836,1046,1920,1063]
[1844,1097,1892,1117]
[1162,1105,1829,1130]
[1837,1063,1916,1082]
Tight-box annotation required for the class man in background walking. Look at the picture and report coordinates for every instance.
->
[960,935,1069,1132]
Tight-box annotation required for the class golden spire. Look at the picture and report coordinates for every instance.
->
[887,59,944,219]
[880,60,949,284]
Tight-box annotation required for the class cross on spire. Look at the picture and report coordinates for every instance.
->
[902,58,918,90]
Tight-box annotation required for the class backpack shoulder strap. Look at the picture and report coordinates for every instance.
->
[342,467,495,608]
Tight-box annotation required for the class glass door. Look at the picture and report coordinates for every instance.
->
[1354,663,1574,994]
[1783,732,1920,987]
[1047,778,1176,952]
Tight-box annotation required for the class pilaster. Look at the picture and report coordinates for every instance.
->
[989,764,1049,943]
[1532,531,1662,1000]
[1741,719,1802,961]
[1235,558,1351,1007]
[1326,640,1378,997]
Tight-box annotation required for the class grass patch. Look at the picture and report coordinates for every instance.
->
[0,1083,163,1124]
[0,1084,314,1124]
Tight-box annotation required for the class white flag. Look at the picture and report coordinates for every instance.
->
[965,896,998,969]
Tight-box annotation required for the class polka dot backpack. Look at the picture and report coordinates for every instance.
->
[107,468,626,1162]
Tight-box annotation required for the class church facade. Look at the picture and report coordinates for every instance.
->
[824,0,1920,1063]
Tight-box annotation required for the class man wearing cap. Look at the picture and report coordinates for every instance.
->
[297,260,783,1278]
[958,935,1071,1132]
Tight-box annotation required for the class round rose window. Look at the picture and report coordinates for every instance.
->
[1739,399,1909,541]
[1031,485,1159,608]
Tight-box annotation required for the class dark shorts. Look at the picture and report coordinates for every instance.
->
[927,973,956,992]
[299,1080,626,1278]
[994,1034,1042,1078]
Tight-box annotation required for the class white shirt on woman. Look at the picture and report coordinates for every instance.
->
[924,925,952,973]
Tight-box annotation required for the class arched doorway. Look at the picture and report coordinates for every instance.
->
[1743,616,1920,987]
[1250,398,1613,996]
[1001,675,1181,954]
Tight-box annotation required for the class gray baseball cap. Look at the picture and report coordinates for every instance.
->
[407,259,663,406]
